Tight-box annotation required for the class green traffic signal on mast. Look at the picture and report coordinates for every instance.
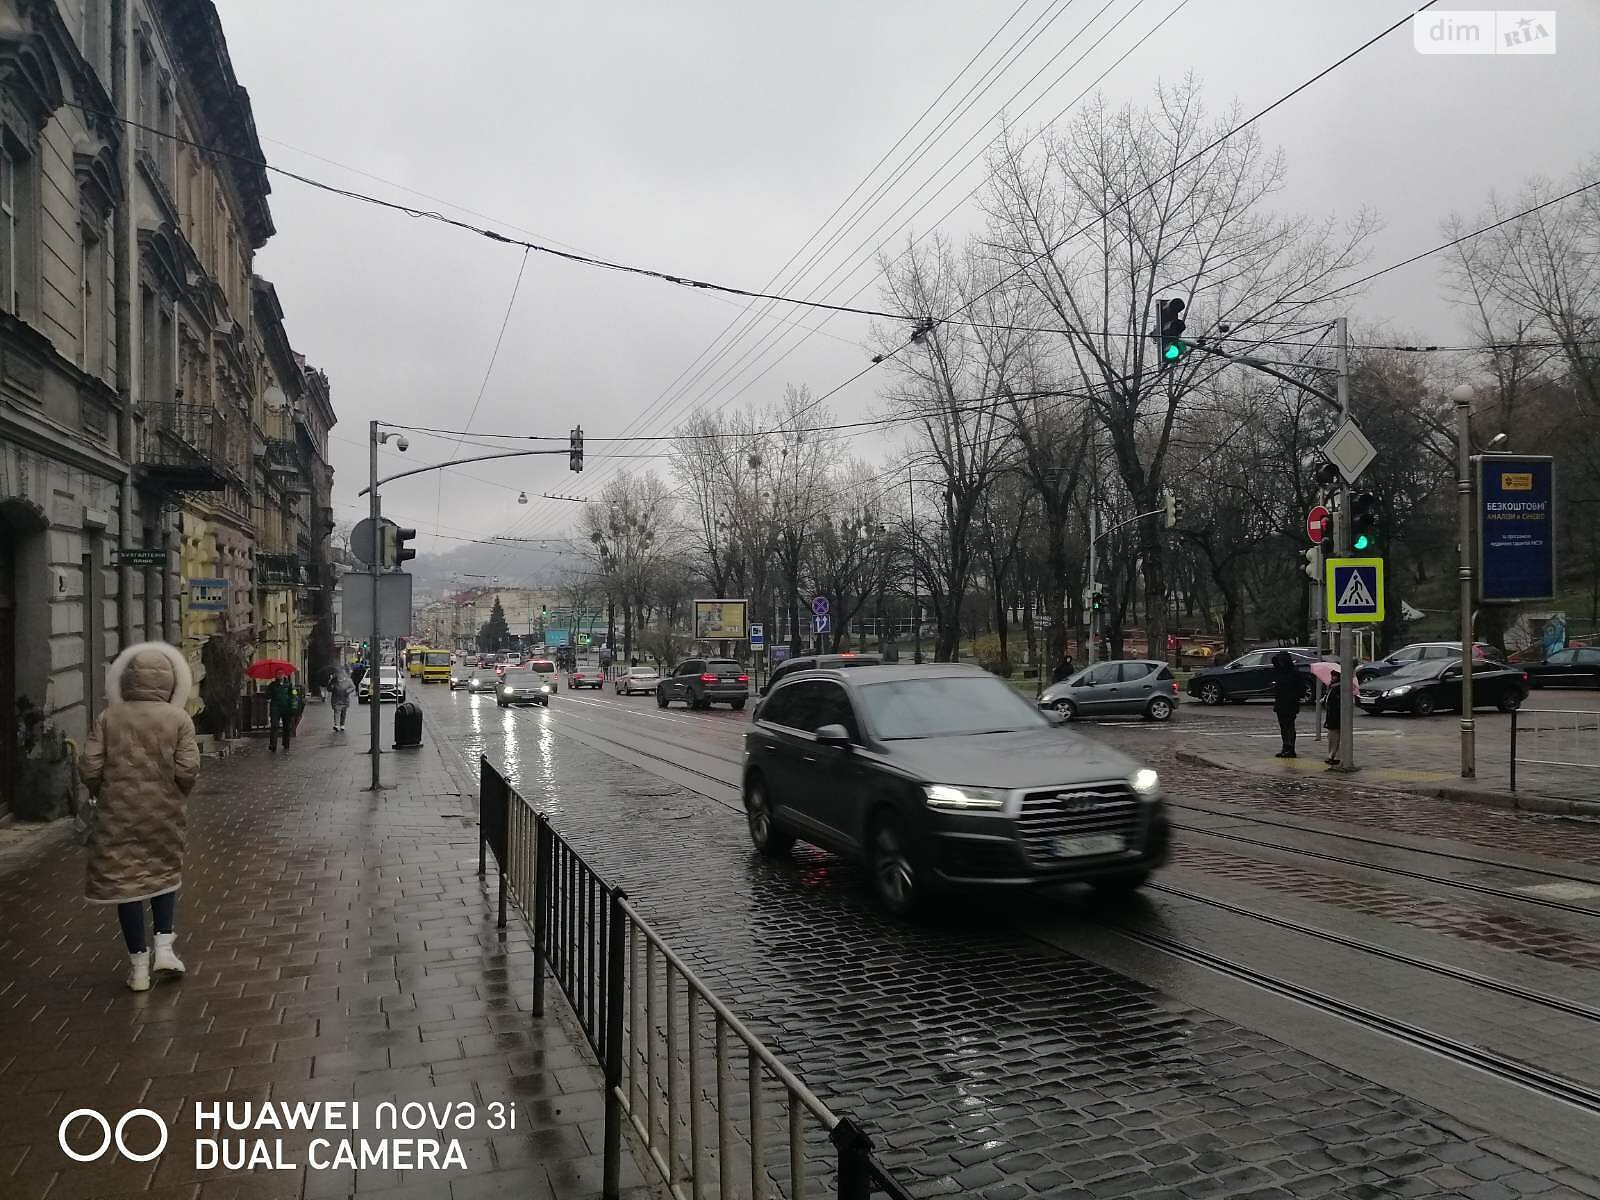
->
[1350,491,1378,551]
[1155,298,1188,363]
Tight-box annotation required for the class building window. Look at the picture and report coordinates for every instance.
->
[79,222,106,374]
[0,145,14,314]
[0,138,36,317]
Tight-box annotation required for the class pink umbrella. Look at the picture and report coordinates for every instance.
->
[1308,661,1339,686]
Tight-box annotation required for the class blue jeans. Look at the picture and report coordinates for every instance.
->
[117,891,176,953]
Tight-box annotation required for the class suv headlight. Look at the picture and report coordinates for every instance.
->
[923,784,1007,810]
[1385,684,1412,697]
[541,684,552,692]
[1129,768,1160,795]
[502,686,513,694]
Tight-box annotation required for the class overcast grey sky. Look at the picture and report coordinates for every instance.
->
[214,0,1599,581]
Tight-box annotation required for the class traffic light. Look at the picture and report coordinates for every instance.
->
[1302,547,1321,583]
[570,426,584,473]
[1155,298,1188,364]
[380,525,418,568]
[1350,492,1378,552]
[1091,591,1104,612]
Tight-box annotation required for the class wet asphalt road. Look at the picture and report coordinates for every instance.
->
[407,678,1600,1199]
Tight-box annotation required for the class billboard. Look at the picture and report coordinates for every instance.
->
[694,598,747,641]
[1478,455,1555,603]
[339,572,414,638]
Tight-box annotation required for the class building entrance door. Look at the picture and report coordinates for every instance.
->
[0,525,16,817]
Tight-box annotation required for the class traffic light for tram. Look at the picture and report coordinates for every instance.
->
[570,426,584,473]
[380,525,417,568]
[1302,547,1322,583]
[1350,492,1378,552]
[1154,298,1188,364]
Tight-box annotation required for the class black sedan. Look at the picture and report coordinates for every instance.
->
[1525,646,1600,689]
[1187,647,1320,705]
[741,664,1169,915]
[1356,657,1529,716]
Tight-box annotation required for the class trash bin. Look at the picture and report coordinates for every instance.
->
[393,701,423,749]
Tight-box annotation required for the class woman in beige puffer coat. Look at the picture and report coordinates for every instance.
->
[81,641,200,992]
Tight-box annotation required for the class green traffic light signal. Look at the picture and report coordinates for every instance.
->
[1163,341,1181,362]
[1156,298,1188,363]
[1353,533,1371,551]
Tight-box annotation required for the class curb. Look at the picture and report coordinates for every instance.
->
[1173,748,1600,819]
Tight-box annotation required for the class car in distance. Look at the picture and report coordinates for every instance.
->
[358,666,406,705]
[467,669,499,694]
[1186,647,1320,706]
[658,658,750,710]
[759,652,882,698]
[449,666,470,690]
[1039,659,1179,721]
[1356,656,1529,716]
[497,669,553,707]
[742,663,1169,915]
[1525,646,1600,689]
[567,667,604,690]
[614,665,662,695]
[1355,641,1492,684]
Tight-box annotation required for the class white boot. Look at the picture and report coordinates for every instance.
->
[152,932,185,977]
[127,950,151,992]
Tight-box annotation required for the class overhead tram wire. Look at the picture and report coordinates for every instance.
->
[497,0,1093,540]
[573,0,1194,475]
[551,0,1158,513]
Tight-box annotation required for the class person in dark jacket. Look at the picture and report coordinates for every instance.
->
[266,674,303,754]
[1270,651,1302,757]
[1324,669,1343,766]
[1052,654,1076,684]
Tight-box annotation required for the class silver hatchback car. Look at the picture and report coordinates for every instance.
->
[1038,659,1180,721]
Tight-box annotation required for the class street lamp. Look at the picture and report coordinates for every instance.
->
[1452,384,1477,779]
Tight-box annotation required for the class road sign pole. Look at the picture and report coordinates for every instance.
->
[1335,318,1356,772]
[1454,385,1475,778]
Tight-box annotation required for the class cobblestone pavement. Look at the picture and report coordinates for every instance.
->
[0,718,660,1200]
[428,687,1600,1200]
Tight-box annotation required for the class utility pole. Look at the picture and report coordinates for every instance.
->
[367,419,382,791]
[1334,318,1356,772]
[1454,383,1476,777]
[909,465,922,665]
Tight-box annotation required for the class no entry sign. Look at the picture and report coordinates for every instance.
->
[1306,505,1330,545]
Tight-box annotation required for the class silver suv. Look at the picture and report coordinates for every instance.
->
[1039,660,1179,721]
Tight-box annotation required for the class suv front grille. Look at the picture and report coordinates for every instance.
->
[1017,784,1144,864]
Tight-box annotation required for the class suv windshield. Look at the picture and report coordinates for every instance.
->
[707,659,741,671]
[528,661,555,673]
[857,675,1049,739]
[503,671,538,686]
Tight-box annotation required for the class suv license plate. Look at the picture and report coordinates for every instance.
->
[1052,834,1124,858]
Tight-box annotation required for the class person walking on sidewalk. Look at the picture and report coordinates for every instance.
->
[1051,653,1076,684]
[266,673,303,754]
[80,641,199,993]
[1270,650,1302,758]
[1324,669,1343,766]
[327,667,354,732]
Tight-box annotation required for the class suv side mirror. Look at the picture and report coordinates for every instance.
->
[815,724,852,748]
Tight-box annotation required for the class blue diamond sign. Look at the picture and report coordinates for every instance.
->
[1325,557,1384,623]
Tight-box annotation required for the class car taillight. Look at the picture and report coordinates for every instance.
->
[1171,681,1179,694]
[738,674,748,683]
[699,673,718,682]
[1522,672,1529,682]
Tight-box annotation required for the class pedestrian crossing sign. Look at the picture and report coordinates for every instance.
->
[1326,557,1384,623]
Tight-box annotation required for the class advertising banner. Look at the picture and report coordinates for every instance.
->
[1478,456,1555,602]
[693,599,747,640]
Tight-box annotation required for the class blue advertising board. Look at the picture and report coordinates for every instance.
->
[1478,456,1555,602]
[544,628,570,648]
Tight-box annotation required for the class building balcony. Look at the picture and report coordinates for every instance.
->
[138,403,237,492]
[256,551,302,589]
[261,437,303,477]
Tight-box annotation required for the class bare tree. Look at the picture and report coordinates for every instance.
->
[580,472,678,662]
[983,79,1375,657]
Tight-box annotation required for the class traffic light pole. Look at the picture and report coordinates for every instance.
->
[1334,318,1356,772]
[1454,385,1476,777]
[368,419,383,792]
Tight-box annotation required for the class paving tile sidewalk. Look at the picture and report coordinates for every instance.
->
[0,711,659,1199]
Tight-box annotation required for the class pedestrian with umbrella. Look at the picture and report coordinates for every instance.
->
[80,641,199,991]
[249,660,302,754]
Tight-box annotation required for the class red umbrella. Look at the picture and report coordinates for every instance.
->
[246,659,297,681]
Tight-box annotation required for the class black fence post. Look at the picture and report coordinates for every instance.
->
[532,813,548,1019]
[477,755,488,878]
[832,1116,874,1200]
[1510,707,1519,793]
[601,887,628,1200]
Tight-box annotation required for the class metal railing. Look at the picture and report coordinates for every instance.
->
[478,756,913,1200]
[1510,708,1600,792]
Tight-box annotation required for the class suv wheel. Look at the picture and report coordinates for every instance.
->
[870,818,920,917]
[1410,693,1436,717]
[1145,696,1173,722]
[656,689,669,709]
[743,776,793,857]
[1497,693,1522,713]
[730,698,746,711]
[1197,682,1223,706]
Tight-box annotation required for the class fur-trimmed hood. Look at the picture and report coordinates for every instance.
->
[105,640,193,709]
